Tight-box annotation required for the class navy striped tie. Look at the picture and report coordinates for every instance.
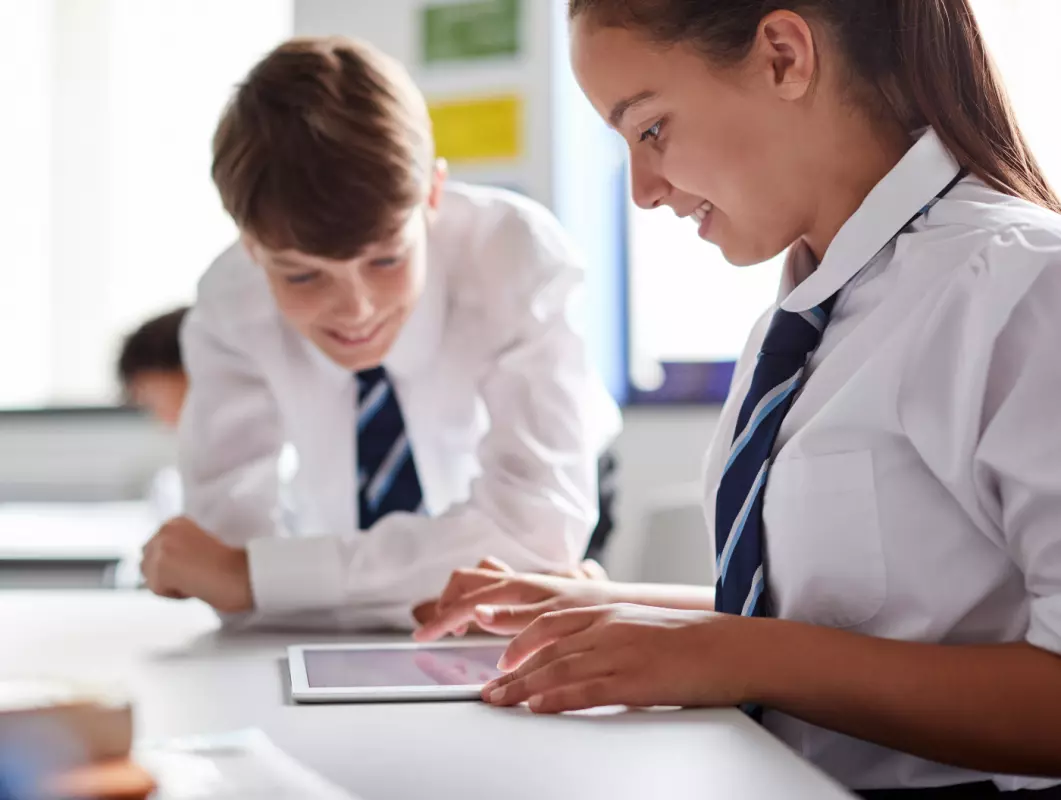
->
[356,366,423,530]
[714,295,837,617]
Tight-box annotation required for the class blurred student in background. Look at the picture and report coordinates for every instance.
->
[117,307,189,429]
[118,307,191,519]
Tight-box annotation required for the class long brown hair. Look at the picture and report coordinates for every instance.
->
[569,0,1061,214]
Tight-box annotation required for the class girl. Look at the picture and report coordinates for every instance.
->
[418,1,1061,794]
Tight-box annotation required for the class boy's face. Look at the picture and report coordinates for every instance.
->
[245,165,445,372]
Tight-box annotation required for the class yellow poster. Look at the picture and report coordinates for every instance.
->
[428,94,522,164]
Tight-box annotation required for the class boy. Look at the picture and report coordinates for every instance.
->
[139,36,620,629]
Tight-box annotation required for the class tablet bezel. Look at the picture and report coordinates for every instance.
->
[287,640,508,704]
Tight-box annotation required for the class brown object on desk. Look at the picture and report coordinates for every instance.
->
[40,757,156,800]
[0,679,138,797]
[0,679,133,763]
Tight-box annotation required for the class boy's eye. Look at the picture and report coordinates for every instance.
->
[284,272,319,285]
[370,256,401,268]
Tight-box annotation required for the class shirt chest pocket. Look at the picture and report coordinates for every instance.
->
[762,449,886,628]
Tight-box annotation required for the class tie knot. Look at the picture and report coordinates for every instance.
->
[356,366,387,399]
[759,297,836,359]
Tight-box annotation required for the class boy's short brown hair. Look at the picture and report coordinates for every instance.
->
[212,36,433,259]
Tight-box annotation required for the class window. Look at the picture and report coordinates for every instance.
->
[0,0,292,408]
[626,0,1061,404]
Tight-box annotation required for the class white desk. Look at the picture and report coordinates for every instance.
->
[0,592,853,800]
[0,502,156,588]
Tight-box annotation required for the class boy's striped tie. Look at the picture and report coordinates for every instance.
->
[356,366,423,529]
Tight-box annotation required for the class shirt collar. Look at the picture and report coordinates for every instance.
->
[381,223,448,378]
[780,127,962,312]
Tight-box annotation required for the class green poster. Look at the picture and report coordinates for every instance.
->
[421,0,521,63]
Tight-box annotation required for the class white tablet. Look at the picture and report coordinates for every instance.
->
[287,640,509,703]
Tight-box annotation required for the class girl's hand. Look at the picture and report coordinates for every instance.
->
[482,604,762,714]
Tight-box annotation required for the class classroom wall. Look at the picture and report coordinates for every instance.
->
[295,0,557,206]
[1,2,53,407]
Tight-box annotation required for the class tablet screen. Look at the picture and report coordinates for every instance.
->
[302,646,507,689]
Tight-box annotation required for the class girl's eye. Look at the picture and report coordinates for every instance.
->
[639,120,664,143]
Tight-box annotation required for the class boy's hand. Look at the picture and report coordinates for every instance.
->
[414,557,614,642]
[413,557,515,635]
[140,517,254,614]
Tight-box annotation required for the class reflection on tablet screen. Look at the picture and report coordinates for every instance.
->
[303,646,507,688]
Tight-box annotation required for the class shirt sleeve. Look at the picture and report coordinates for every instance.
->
[178,286,286,550]
[898,223,1061,656]
[970,237,1061,655]
[243,197,621,630]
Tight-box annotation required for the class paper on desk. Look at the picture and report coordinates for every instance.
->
[136,728,360,800]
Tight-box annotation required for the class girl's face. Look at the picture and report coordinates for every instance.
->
[570,13,830,266]
[245,162,445,372]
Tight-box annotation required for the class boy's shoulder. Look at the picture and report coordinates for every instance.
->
[439,182,552,220]
[441,183,573,244]
[191,241,283,349]
[435,183,582,290]
[196,241,275,315]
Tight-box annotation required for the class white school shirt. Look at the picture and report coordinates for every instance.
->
[179,183,621,631]
[702,128,1061,791]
